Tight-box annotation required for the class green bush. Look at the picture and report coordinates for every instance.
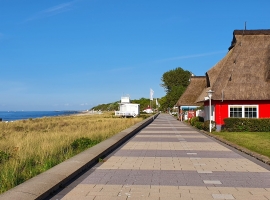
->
[194,121,204,130]
[190,117,199,126]
[224,118,270,132]
[203,120,216,132]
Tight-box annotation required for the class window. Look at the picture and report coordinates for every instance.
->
[230,106,242,118]
[229,105,258,118]
[244,106,257,118]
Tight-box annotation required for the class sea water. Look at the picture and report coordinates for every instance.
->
[0,111,80,122]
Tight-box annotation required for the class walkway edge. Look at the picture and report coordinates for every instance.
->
[0,114,159,200]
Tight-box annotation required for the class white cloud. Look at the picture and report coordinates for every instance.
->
[158,50,227,62]
[43,2,73,15]
[24,1,77,22]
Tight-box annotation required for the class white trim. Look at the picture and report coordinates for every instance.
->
[228,105,259,118]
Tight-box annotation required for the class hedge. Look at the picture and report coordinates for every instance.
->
[223,118,270,132]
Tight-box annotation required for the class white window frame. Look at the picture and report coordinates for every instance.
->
[228,105,259,118]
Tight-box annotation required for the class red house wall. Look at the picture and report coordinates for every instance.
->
[204,100,270,125]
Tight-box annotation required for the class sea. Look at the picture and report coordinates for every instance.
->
[0,111,81,122]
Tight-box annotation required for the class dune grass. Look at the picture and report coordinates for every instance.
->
[212,131,270,159]
[0,112,143,194]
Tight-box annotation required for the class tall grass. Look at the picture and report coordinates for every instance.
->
[0,112,143,194]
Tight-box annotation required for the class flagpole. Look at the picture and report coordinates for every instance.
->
[150,88,154,110]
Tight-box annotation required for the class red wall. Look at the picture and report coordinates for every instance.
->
[204,100,270,125]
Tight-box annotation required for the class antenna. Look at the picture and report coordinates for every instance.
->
[245,21,247,30]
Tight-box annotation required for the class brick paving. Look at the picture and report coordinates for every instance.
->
[49,114,270,200]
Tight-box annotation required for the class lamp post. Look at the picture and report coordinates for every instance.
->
[206,90,214,132]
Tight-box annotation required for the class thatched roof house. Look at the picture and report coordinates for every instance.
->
[176,29,270,131]
[176,76,205,107]
[197,29,270,102]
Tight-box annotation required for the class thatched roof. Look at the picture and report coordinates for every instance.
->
[176,76,205,106]
[196,29,270,102]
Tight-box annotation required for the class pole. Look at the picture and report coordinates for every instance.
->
[209,97,212,133]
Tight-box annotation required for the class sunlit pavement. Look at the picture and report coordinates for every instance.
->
[49,114,270,200]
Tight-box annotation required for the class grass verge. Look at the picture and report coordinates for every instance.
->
[211,131,270,159]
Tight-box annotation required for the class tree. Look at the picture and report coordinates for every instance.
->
[160,67,191,109]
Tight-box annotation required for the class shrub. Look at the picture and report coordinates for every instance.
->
[203,120,216,132]
[223,118,270,132]
[194,121,204,130]
[190,117,199,126]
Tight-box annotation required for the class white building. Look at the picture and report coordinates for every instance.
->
[115,96,140,117]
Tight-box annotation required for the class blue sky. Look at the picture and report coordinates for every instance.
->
[1,0,270,111]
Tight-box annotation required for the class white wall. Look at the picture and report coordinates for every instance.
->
[204,106,215,121]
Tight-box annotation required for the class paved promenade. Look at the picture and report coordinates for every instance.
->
[50,114,270,200]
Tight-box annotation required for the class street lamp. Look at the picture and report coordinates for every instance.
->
[206,90,214,132]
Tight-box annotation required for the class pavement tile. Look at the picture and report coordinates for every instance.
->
[212,194,235,199]
[203,180,222,184]
[51,114,270,200]
[94,196,128,200]
[62,196,96,200]
[189,187,217,194]
[232,194,268,200]
[182,193,214,200]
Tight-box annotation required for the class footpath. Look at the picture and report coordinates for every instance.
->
[49,113,270,200]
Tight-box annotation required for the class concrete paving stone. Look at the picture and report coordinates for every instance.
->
[182,193,214,200]
[62,195,96,200]
[132,137,180,142]
[132,197,159,200]
[139,130,179,133]
[232,194,268,200]
[263,193,270,199]
[212,194,235,199]
[93,196,128,200]
[248,188,269,195]
[210,187,237,193]
[190,157,201,160]
[180,135,207,138]
[46,114,270,200]
[188,187,216,194]
[184,138,215,142]
[149,192,181,198]
[88,190,120,196]
[197,170,213,173]
[59,185,97,199]
[203,180,222,184]
[137,135,181,138]
[127,191,151,197]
